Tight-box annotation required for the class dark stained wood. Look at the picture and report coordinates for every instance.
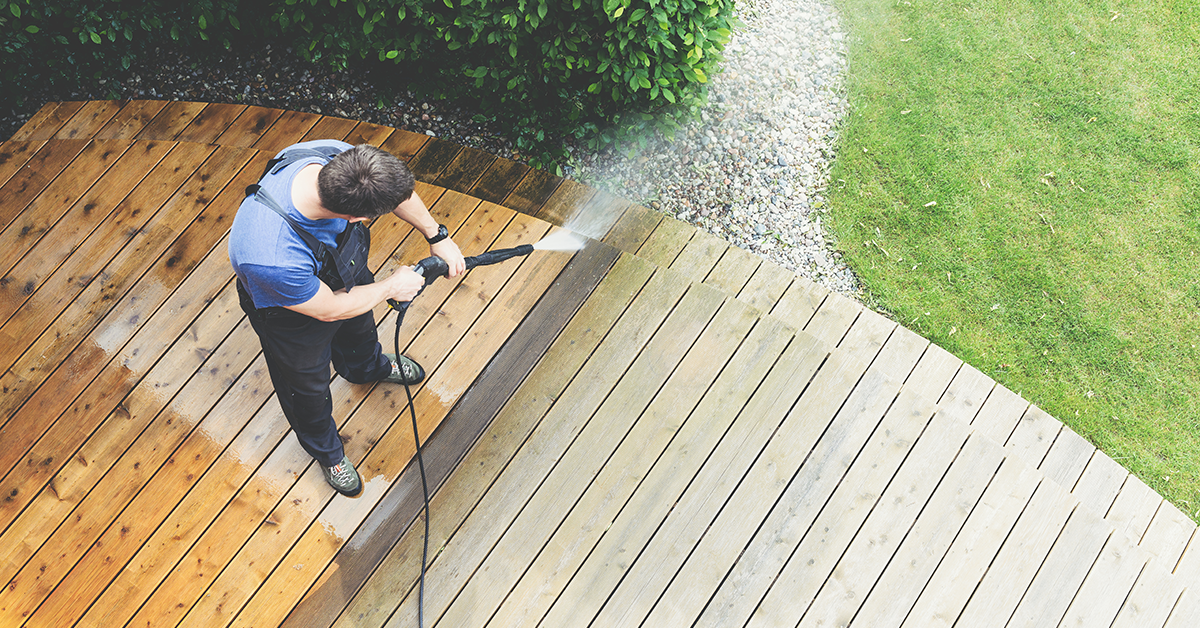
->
[502,165,561,216]
[214,105,284,146]
[0,139,45,187]
[53,100,124,140]
[467,156,530,205]
[0,139,89,231]
[344,121,394,147]
[407,137,463,182]
[253,109,322,154]
[283,241,621,628]
[534,177,594,228]
[173,102,246,144]
[94,99,169,139]
[136,100,208,140]
[8,101,85,140]
[379,129,431,163]
[433,144,496,192]
[602,203,663,252]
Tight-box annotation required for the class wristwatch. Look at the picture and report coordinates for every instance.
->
[426,224,449,244]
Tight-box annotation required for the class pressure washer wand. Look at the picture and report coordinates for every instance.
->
[387,243,535,312]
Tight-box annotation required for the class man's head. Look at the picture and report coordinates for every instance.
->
[317,145,415,218]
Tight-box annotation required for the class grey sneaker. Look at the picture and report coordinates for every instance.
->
[382,353,425,385]
[322,455,362,497]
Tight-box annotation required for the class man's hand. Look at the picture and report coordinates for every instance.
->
[431,239,466,278]
[382,266,427,303]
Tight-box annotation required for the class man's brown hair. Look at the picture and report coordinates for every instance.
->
[317,145,415,218]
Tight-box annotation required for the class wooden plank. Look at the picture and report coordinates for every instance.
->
[768,274,828,332]
[1058,533,1150,628]
[485,291,758,628]
[670,228,729,284]
[900,457,1042,628]
[330,253,661,628]
[708,234,765,294]
[802,289,861,347]
[936,361,995,424]
[1108,474,1165,545]
[534,315,797,628]
[467,157,530,205]
[213,214,569,628]
[342,121,394,147]
[0,139,45,188]
[300,116,360,143]
[749,394,960,628]
[0,139,88,231]
[12,282,257,627]
[1004,507,1114,627]
[1005,404,1061,468]
[177,103,250,144]
[432,145,495,193]
[678,322,927,627]
[952,480,1077,627]
[1073,451,1131,519]
[1040,424,1096,489]
[407,137,462,182]
[284,241,621,628]
[52,100,124,140]
[535,177,595,228]
[378,129,429,163]
[558,187,630,241]
[851,433,1004,627]
[502,166,561,217]
[735,260,793,315]
[214,105,285,147]
[136,101,209,140]
[602,203,662,253]
[969,381,1029,445]
[1164,586,1200,628]
[93,99,169,139]
[583,331,829,628]
[252,109,322,154]
[0,139,132,279]
[1139,500,1197,567]
[636,216,694,268]
[838,307,900,366]
[1109,559,1185,628]
[1172,532,1200,583]
[902,342,961,403]
[9,101,85,140]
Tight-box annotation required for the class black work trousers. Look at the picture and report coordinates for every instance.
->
[238,281,390,467]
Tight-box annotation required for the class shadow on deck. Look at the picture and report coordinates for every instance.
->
[0,100,1197,628]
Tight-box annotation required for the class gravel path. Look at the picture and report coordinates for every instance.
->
[2,0,860,298]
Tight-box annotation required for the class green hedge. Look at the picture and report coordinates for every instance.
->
[3,0,736,164]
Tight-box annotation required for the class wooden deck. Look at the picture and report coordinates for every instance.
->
[1,100,1198,627]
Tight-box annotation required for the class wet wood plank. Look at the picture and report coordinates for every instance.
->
[379,129,429,163]
[432,144,495,192]
[635,214,693,269]
[53,100,124,140]
[0,139,89,231]
[502,166,561,216]
[467,157,530,205]
[253,109,322,154]
[343,121,394,147]
[407,137,462,182]
[214,105,284,147]
[535,177,595,229]
[558,187,631,241]
[602,203,663,253]
[136,100,210,140]
[94,99,169,139]
[301,115,360,142]
[9,101,85,140]
[0,139,45,188]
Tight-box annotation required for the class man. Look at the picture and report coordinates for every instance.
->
[230,140,465,497]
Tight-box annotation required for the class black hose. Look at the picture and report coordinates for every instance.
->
[393,309,430,628]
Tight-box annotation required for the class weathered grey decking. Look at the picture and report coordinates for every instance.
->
[0,100,1196,628]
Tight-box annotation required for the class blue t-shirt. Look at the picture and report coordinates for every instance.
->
[229,140,354,309]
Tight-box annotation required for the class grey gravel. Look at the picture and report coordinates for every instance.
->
[569,0,862,298]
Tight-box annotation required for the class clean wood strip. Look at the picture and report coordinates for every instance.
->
[735,258,793,314]
[432,145,495,193]
[0,139,89,231]
[850,432,1004,627]
[670,228,730,284]
[252,109,323,154]
[534,177,595,228]
[214,105,285,147]
[93,99,169,139]
[1040,424,1096,488]
[433,280,725,628]
[687,321,926,628]
[899,456,1043,628]
[136,101,209,140]
[1005,404,1061,466]
[223,215,567,628]
[501,166,561,217]
[15,282,257,627]
[52,100,123,140]
[372,266,691,628]
[1109,559,1185,628]
[602,203,663,253]
[585,332,829,628]
[285,241,621,628]
[952,480,1077,626]
[1003,506,1114,627]
[969,381,1029,445]
[935,361,995,423]
[0,139,45,187]
[768,273,828,330]
[1073,451,1130,519]
[9,101,85,140]
[1058,532,1152,628]
[537,315,797,628]
[328,253,658,628]
[0,139,133,280]
[793,411,972,628]
[488,294,759,627]
[557,187,631,241]
[636,216,695,268]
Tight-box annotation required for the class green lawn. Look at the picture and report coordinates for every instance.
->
[829,0,1200,520]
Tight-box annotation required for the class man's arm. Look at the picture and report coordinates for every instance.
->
[285,267,425,322]
[393,191,467,277]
